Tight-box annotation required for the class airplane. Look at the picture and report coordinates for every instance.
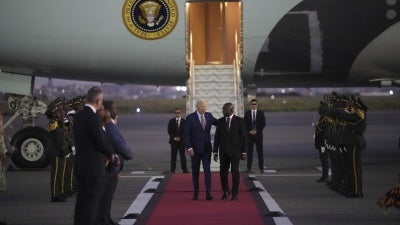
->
[0,0,400,168]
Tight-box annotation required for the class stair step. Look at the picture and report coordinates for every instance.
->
[195,64,234,69]
[195,82,235,89]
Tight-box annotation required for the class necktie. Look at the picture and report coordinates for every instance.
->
[176,119,179,135]
[201,115,205,130]
[252,111,256,129]
[226,117,230,130]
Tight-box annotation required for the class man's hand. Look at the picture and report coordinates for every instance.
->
[174,137,181,142]
[240,153,247,160]
[188,148,194,157]
[249,130,257,135]
[213,153,218,162]
[113,154,121,168]
[105,154,115,167]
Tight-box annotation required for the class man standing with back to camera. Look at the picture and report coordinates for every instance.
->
[184,99,217,200]
[73,86,115,225]
[244,99,266,173]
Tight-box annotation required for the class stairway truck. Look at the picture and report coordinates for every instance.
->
[3,95,52,168]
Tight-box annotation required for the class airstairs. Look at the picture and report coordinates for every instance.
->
[186,60,244,171]
[186,62,244,118]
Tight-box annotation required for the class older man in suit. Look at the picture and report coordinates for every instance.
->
[213,103,247,200]
[184,99,217,200]
[73,86,115,225]
[244,99,266,173]
[167,108,188,173]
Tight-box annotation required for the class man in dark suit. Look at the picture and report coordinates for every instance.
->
[244,99,266,173]
[99,102,133,225]
[167,108,188,173]
[184,99,217,200]
[73,86,115,225]
[213,103,247,200]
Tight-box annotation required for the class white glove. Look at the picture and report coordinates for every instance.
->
[71,146,76,155]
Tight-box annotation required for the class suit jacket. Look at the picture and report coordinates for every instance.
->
[213,115,247,157]
[73,106,114,176]
[105,121,133,173]
[244,109,266,135]
[167,117,185,144]
[184,111,217,154]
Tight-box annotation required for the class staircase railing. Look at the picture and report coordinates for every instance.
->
[233,31,244,117]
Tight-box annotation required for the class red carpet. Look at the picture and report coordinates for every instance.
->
[145,173,266,225]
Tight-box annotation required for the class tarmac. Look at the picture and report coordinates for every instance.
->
[0,111,399,225]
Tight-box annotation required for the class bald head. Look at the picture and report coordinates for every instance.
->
[222,102,234,117]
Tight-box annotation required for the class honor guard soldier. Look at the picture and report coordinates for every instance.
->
[336,95,367,198]
[314,101,329,182]
[321,93,347,194]
[62,96,85,197]
[321,93,341,191]
[46,98,71,202]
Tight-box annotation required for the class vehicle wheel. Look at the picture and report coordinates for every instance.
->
[10,127,52,168]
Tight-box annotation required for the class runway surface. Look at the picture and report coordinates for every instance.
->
[0,111,399,225]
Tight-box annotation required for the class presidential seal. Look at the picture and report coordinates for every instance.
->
[123,0,178,40]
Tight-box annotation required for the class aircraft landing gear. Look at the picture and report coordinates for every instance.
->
[10,127,51,168]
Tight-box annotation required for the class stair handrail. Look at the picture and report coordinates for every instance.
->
[186,32,195,114]
[234,31,244,117]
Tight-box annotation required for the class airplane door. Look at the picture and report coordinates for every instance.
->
[186,1,242,65]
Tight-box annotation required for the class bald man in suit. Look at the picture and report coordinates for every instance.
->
[213,103,247,200]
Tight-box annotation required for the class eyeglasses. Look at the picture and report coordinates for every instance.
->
[251,103,257,105]
[175,112,181,114]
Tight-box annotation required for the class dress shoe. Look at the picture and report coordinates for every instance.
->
[61,191,73,198]
[51,196,66,202]
[192,191,199,200]
[183,170,190,173]
[206,194,213,200]
[108,219,119,225]
[260,169,265,173]
[316,177,328,182]
[231,195,238,200]
[221,191,231,200]
[346,192,363,198]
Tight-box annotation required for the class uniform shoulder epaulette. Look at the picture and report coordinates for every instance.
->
[49,120,59,131]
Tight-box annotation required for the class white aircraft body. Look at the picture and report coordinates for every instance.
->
[1,0,399,93]
[0,0,400,168]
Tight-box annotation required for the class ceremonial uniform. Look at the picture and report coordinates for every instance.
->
[314,104,329,182]
[46,98,70,202]
[336,96,367,198]
[319,93,367,198]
